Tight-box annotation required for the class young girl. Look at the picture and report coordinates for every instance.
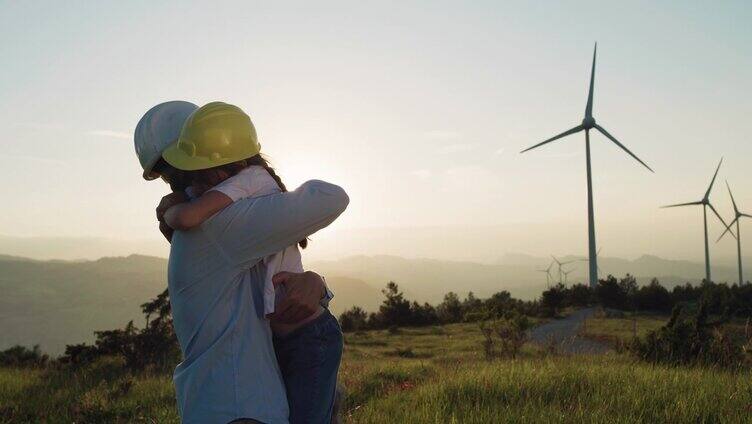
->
[162,102,343,424]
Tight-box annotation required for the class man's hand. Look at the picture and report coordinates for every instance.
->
[268,271,325,324]
[157,191,188,222]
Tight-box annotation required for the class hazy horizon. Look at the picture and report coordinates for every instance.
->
[2,2,751,267]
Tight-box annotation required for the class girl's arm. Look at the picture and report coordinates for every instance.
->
[163,191,233,230]
[207,180,349,269]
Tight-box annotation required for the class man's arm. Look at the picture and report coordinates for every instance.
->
[208,180,349,268]
[163,191,233,230]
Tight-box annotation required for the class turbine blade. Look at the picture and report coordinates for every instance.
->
[704,157,723,200]
[594,124,654,172]
[520,125,584,154]
[661,201,703,208]
[585,42,597,119]
[708,202,735,239]
[716,216,739,242]
[726,180,739,213]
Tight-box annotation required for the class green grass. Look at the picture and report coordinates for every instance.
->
[1,321,751,423]
[580,313,668,345]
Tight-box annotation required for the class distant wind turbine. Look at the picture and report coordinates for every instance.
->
[551,255,577,284]
[521,43,653,289]
[662,158,734,282]
[717,181,751,284]
[537,260,555,287]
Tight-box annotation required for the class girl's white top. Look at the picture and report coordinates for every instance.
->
[209,165,304,316]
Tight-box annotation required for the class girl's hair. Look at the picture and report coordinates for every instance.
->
[186,155,308,249]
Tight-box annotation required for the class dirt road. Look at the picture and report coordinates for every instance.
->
[529,308,610,354]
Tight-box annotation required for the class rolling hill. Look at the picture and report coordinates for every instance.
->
[0,255,379,355]
[1,251,743,355]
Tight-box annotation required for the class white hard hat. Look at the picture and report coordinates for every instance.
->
[134,100,199,180]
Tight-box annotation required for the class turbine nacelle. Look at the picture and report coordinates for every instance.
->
[582,116,596,130]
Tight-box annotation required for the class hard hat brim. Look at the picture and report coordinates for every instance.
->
[161,140,251,171]
[142,158,161,180]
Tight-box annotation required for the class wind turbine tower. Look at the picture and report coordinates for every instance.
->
[522,43,653,289]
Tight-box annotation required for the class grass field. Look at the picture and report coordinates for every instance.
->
[579,312,668,346]
[2,319,751,423]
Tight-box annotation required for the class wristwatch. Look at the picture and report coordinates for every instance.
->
[320,275,335,308]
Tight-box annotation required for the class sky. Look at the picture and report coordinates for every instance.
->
[1,1,751,263]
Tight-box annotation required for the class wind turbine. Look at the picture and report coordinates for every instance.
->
[551,255,577,284]
[662,158,734,282]
[521,43,653,289]
[537,260,555,287]
[717,181,751,284]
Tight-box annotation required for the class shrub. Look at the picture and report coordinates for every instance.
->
[0,345,49,367]
[437,292,463,324]
[631,302,745,368]
[633,279,673,312]
[340,306,368,332]
[60,288,180,370]
[478,312,532,360]
[540,284,566,316]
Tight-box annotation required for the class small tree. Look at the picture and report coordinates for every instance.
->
[0,345,49,368]
[596,275,626,309]
[566,283,593,307]
[493,313,531,358]
[339,306,369,332]
[478,312,531,360]
[634,279,672,312]
[437,292,463,323]
[409,302,438,326]
[378,282,412,328]
[541,284,566,316]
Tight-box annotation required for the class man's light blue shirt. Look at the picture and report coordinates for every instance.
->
[167,180,348,424]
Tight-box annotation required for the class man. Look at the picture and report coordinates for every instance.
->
[135,101,346,423]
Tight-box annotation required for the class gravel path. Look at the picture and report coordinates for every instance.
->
[529,307,610,354]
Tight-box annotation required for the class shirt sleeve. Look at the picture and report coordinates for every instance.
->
[208,170,255,202]
[204,180,349,269]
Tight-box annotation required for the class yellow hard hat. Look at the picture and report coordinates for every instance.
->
[162,102,261,171]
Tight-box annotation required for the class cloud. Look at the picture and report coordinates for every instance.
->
[88,130,133,140]
[411,169,432,180]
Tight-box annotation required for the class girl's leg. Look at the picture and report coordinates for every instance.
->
[274,310,343,424]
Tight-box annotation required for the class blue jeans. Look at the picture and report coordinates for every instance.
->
[273,310,343,424]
